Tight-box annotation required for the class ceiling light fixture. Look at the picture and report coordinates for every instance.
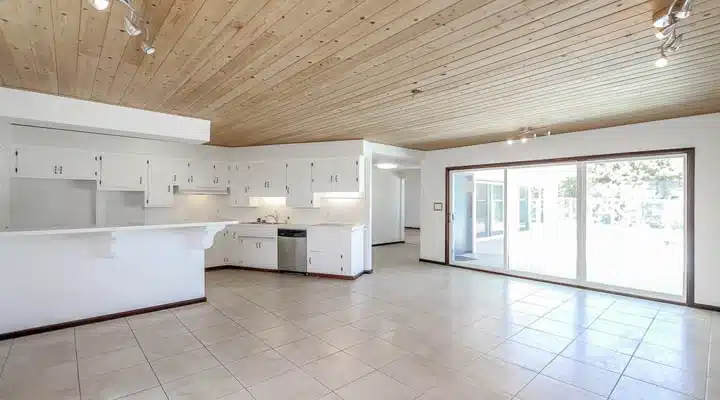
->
[376,163,398,170]
[142,42,155,55]
[655,54,669,68]
[676,0,693,19]
[88,0,110,11]
[124,12,143,36]
[520,137,528,143]
[87,0,156,55]
[506,139,514,145]
[655,23,676,40]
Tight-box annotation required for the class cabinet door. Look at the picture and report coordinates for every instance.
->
[146,157,174,207]
[175,159,192,188]
[307,250,329,274]
[205,229,228,267]
[333,157,361,193]
[229,163,254,207]
[13,146,98,180]
[209,162,226,190]
[310,159,335,193]
[265,162,286,197]
[98,153,147,191]
[241,238,260,268]
[286,160,315,208]
[258,238,278,269]
[250,162,268,197]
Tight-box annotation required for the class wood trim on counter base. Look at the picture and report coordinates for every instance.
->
[205,265,281,273]
[0,297,206,341]
[372,241,405,247]
[405,227,420,230]
[206,266,369,280]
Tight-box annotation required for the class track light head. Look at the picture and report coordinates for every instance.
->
[142,42,155,55]
[676,0,693,18]
[655,55,669,68]
[653,14,674,29]
[655,23,676,40]
[88,0,110,11]
[124,13,142,36]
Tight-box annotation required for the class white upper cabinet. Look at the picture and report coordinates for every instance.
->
[176,160,227,193]
[285,159,315,208]
[98,153,147,191]
[311,156,363,193]
[145,157,174,207]
[251,162,286,197]
[12,146,98,180]
[228,163,254,207]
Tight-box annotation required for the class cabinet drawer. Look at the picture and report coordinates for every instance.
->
[232,225,278,238]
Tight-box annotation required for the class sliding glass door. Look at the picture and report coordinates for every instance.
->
[507,164,578,280]
[449,151,689,301]
[585,156,686,297]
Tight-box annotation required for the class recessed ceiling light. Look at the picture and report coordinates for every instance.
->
[376,163,398,170]
[520,137,528,143]
[89,0,110,10]
[506,139,514,145]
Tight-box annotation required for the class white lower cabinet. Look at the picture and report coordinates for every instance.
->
[206,229,231,267]
[238,237,278,269]
[307,225,364,277]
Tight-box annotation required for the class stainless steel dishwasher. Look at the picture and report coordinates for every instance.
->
[277,229,307,273]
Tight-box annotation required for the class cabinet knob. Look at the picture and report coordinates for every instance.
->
[309,257,312,264]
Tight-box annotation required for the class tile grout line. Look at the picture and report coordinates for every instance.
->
[126,317,172,400]
[605,305,659,399]
[74,328,81,399]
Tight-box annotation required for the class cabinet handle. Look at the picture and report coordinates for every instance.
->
[173,174,177,182]
[168,185,171,193]
[309,257,312,264]
[329,175,333,183]
[59,166,63,175]
[140,176,143,185]
[285,185,289,194]
[53,165,57,175]
[335,174,338,182]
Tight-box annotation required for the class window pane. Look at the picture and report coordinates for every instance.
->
[585,156,685,296]
[507,165,577,279]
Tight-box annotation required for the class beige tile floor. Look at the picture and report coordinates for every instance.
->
[1,240,719,399]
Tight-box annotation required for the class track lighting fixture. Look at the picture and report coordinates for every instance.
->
[652,0,692,68]
[87,0,156,55]
[88,0,110,11]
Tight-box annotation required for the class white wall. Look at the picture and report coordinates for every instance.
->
[402,169,421,229]
[420,113,720,307]
[372,168,404,245]
[0,88,210,143]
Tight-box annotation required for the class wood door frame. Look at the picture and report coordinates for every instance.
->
[445,147,696,306]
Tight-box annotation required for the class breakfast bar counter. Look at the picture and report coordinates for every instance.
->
[0,219,237,339]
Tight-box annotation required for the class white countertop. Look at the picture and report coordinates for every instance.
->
[0,220,239,237]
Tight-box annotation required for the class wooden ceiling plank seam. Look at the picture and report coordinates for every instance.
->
[0,21,22,87]
[206,0,470,120]
[189,0,378,116]
[75,0,113,98]
[0,0,45,91]
[156,0,307,111]
[353,62,720,140]
[171,0,353,115]
[392,85,720,146]
[49,0,81,96]
[212,0,594,126]
[144,0,273,109]
[246,50,720,143]
[104,0,174,103]
[284,49,720,142]
[229,0,653,135]
[212,0,625,133]
[90,1,133,100]
[215,0,652,137]
[271,15,720,138]
[139,0,272,109]
[119,0,211,106]
[130,0,239,109]
[200,0,524,119]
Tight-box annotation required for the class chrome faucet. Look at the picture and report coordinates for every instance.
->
[260,210,280,224]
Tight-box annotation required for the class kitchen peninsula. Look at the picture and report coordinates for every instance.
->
[0,219,237,339]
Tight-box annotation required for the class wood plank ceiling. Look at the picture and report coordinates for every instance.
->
[0,0,718,150]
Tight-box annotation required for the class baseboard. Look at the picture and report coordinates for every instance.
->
[405,227,420,230]
[418,258,448,266]
[690,302,720,312]
[307,272,359,280]
[205,265,235,271]
[372,241,405,247]
[206,265,280,273]
[0,297,206,341]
